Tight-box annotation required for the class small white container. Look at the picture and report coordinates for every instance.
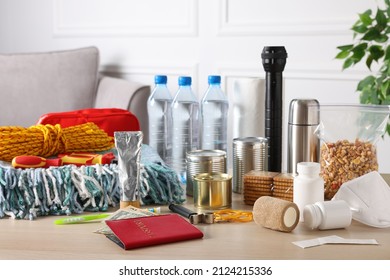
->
[303,200,352,230]
[293,162,324,221]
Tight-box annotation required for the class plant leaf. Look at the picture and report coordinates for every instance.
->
[357,75,375,91]
[342,57,356,69]
[366,55,374,69]
[375,34,389,43]
[384,93,390,105]
[351,43,367,63]
[360,87,375,104]
[385,45,390,61]
[369,45,385,61]
[370,87,380,104]
[387,1,390,18]
[375,9,388,30]
[352,24,368,34]
[335,50,350,59]
[359,10,373,26]
[381,80,389,100]
[337,44,354,51]
[362,28,381,41]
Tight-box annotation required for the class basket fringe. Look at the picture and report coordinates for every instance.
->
[0,162,184,220]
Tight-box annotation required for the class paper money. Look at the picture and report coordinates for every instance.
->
[94,205,155,235]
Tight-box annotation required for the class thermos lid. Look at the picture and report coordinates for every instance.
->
[288,99,320,125]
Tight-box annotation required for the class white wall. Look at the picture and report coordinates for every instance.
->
[1,0,389,172]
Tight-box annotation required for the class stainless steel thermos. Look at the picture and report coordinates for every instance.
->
[287,99,320,175]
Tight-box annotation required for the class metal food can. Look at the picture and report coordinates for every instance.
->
[193,172,232,211]
[186,150,227,196]
[233,137,268,193]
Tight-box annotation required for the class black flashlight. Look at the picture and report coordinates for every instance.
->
[261,46,287,172]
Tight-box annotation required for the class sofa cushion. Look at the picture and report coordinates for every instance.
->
[0,46,99,127]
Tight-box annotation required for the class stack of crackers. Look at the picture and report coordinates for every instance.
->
[242,170,294,205]
[243,171,279,205]
[272,173,294,202]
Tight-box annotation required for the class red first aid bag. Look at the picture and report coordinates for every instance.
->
[37,108,140,137]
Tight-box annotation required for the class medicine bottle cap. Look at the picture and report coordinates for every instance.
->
[303,204,322,229]
[297,162,320,175]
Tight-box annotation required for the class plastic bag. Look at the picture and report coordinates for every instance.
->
[315,104,390,200]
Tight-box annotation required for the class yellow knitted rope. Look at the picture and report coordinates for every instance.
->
[0,122,114,162]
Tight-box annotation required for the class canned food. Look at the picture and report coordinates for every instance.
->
[186,150,227,196]
[193,172,232,211]
[233,137,268,193]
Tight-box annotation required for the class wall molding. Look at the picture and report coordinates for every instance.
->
[100,63,199,91]
[217,63,366,80]
[53,0,199,37]
[218,0,354,36]
[100,64,198,76]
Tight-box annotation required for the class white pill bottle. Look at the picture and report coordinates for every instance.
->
[293,162,324,221]
[303,200,352,230]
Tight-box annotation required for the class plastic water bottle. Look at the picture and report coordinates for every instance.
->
[147,75,172,163]
[170,76,199,186]
[200,75,229,151]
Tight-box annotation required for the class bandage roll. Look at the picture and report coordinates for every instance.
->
[252,196,300,232]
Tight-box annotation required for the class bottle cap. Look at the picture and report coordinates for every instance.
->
[297,162,320,175]
[208,75,221,84]
[178,76,191,86]
[155,75,167,84]
[303,204,322,229]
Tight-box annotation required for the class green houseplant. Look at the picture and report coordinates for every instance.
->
[336,0,390,134]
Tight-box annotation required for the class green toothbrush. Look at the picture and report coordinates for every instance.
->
[54,213,111,225]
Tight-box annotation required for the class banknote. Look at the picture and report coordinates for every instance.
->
[94,205,155,235]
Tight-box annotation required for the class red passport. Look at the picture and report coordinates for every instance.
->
[105,214,204,250]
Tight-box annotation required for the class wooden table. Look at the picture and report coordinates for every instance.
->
[1,192,389,260]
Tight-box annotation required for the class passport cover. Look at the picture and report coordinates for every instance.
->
[105,214,204,250]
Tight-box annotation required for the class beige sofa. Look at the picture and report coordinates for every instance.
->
[0,46,150,142]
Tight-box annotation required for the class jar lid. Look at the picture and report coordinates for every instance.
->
[303,204,322,229]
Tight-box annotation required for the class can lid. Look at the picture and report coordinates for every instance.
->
[288,99,320,125]
[233,137,268,147]
[193,172,232,182]
[186,150,226,162]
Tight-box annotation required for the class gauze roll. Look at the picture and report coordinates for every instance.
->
[253,196,300,232]
[332,171,390,228]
